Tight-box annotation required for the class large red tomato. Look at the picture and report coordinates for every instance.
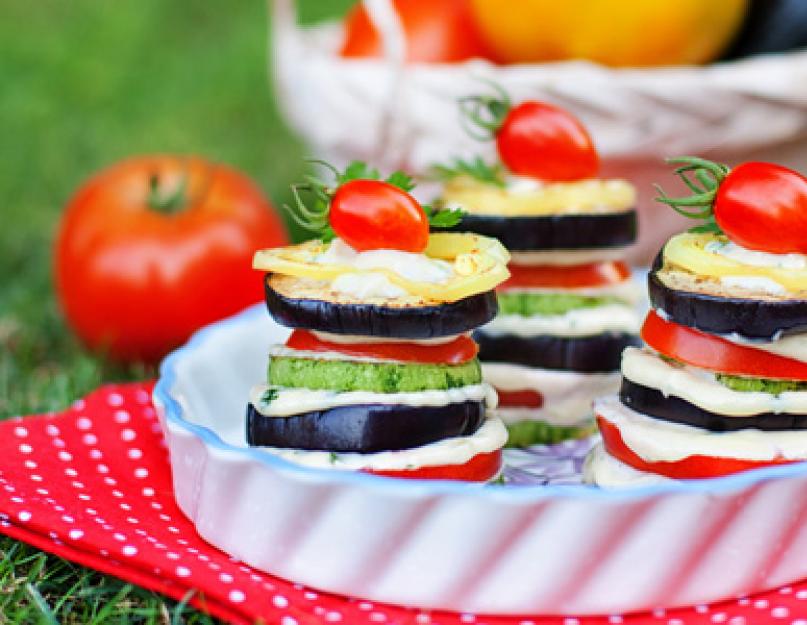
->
[340,0,489,63]
[55,155,288,363]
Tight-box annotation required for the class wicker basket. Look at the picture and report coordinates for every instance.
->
[270,0,807,261]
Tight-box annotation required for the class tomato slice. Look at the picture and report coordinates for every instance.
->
[501,261,630,290]
[365,449,502,482]
[496,389,544,408]
[642,311,807,381]
[285,330,478,365]
[597,416,794,479]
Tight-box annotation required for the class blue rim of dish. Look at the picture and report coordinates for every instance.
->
[154,303,807,502]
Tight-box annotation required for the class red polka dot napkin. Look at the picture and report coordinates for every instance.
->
[0,382,806,625]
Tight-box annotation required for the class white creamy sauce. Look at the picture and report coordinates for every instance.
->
[250,383,497,417]
[330,272,407,299]
[317,238,453,283]
[721,331,807,364]
[622,347,807,416]
[268,345,391,364]
[595,394,807,463]
[583,442,672,488]
[503,174,544,194]
[310,330,465,346]
[498,279,642,303]
[483,363,620,426]
[480,304,639,338]
[492,407,594,428]
[509,247,632,267]
[254,417,508,471]
[705,240,807,270]
[720,275,787,296]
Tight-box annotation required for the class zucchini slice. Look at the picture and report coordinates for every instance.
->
[267,356,482,393]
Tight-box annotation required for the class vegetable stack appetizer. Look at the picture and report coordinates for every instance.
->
[248,163,511,482]
[586,158,807,485]
[434,88,640,447]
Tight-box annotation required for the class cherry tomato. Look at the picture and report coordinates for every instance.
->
[329,179,429,252]
[501,262,630,290]
[714,162,807,254]
[642,311,807,381]
[340,0,489,63]
[285,330,478,365]
[495,389,544,408]
[55,155,287,363]
[496,101,599,182]
[597,416,793,480]
[365,449,502,482]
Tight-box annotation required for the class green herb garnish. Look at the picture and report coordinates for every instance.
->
[431,156,505,188]
[654,156,730,235]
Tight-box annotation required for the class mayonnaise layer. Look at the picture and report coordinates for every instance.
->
[722,331,807,365]
[268,345,391,364]
[310,330,465,346]
[250,382,497,417]
[483,363,620,426]
[705,239,807,271]
[595,395,807,463]
[509,247,632,267]
[318,238,453,283]
[498,279,642,303]
[254,416,508,471]
[583,443,672,488]
[481,304,639,338]
[622,348,807,417]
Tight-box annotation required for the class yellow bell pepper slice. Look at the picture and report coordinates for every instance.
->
[253,233,510,302]
[663,232,807,294]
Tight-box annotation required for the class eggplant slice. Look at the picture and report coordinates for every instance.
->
[449,210,637,252]
[475,331,639,372]
[620,378,807,431]
[265,276,498,338]
[648,254,807,340]
[247,400,485,452]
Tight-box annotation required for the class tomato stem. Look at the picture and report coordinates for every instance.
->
[458,80,512,141]
[147,173,188,214]
[655,156,730,234]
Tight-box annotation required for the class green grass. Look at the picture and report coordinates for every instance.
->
[0,0,350,621]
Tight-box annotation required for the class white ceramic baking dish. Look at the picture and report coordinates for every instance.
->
[154,304,807,616]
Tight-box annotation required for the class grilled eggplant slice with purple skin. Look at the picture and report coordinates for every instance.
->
[264,276,498,339]
[246,400,485,452]
[620,378,807,432]
[448,210,637,252]
[474,331,639,372]
[648,253,807,340]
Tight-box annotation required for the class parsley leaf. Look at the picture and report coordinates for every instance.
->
[261,388,279,404]
[426,205,465,229]
[431,156,505,187]
[338,161,380,185]
[385,170,416,192]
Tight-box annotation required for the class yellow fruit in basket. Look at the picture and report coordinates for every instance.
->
[469,0,749,67]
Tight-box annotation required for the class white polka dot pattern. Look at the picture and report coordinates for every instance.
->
[0,382,805,625]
